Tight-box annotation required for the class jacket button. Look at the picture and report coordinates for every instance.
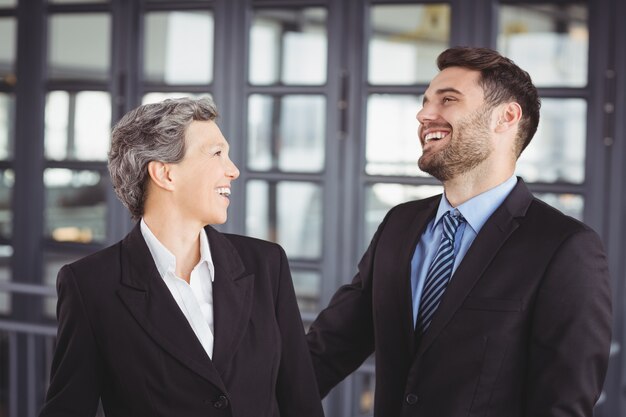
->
[213,394,229,409]
[405,393,419,405]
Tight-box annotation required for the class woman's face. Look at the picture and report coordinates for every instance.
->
[169,120,240,225]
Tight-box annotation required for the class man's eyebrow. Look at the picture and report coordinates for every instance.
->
[422,87,464,105]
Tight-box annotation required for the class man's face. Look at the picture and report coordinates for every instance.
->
[416,67,495,181]
[169,120,240,225]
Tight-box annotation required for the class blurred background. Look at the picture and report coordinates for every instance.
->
[0,0,624,416]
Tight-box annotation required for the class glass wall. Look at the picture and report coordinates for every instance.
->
[45,9,111,247]
[499,2,589,220]
[0,0,622,416]
[245,7,329,314]
[0,2,16,321]
[0,3,16,415]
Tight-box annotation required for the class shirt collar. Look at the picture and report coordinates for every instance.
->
[140,219,215,282]
[198,225,215,281]
[434,175,518,235]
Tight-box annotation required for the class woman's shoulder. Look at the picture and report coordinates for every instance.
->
[221,232,285,258]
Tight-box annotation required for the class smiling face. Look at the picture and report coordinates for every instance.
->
[417,67,496,181]
[169,120,240,226]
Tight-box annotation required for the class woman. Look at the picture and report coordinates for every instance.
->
[39,97,325,417]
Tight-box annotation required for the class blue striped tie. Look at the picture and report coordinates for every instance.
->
[416,211,465,334]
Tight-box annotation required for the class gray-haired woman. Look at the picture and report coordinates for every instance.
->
[40,97,325,417]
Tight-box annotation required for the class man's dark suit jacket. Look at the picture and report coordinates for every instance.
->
[307,179,612,417]
[39,223,324,417]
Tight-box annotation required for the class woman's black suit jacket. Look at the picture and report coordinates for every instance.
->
[39,223,324,417]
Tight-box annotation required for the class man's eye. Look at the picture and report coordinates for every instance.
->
[214,151,222,156]
[442,97,454,104]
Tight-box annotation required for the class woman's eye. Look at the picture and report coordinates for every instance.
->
[214,151,222,157]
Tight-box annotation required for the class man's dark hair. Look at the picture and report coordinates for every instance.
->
[437,46,541,156]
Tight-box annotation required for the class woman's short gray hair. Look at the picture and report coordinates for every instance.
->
[108,96,219,220]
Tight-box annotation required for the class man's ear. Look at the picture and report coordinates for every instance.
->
[495,102,522,133]
[147,160,175,191]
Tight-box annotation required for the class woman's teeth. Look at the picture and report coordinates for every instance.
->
[216,187,231,197]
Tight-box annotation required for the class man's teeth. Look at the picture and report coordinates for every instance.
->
[424,131,449,143]
[217,187,231,197]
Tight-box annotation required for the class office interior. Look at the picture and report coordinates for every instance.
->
[0,0,625,416]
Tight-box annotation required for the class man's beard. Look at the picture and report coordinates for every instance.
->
[418,107,493,181]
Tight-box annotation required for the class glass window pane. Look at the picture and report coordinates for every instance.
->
[354,371,375,416]
[246,180,322,259]
[534,193,583,220]
[517,98,586,183]
[245,180,269,239]
[366,94,425,177]
[369,5,450,85]
[0,170,13,239]
[247,94,326,172]
[44,91,69,160]
[279,182,322,259]
[44,169,107,243]
[0,93,14,159]
[144,11,214,85]
[0,331,10,416]
[365,184,441,250]
[0,18,16,81]
[249,8,327,85]
[247,95,273,171]
[142,92,211,105]
[50,0,107,3]
[45,91,111,161]
[43,251,83,318]
[48,14,111,80]
[74,92,111,160]
[292,270,320,314]
[498,3,588,87]
[0,246,12,315]
[0,331,55,413]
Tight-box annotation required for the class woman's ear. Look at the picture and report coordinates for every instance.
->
[147,161,175,191]
[495,102,522,133]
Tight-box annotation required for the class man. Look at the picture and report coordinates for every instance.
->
[40,97,324,417]
[307,47,612,416]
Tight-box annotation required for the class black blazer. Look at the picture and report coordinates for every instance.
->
[307,179,612,417]
[40,224,324,417]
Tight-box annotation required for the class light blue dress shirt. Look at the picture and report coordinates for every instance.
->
[411,175,518,327]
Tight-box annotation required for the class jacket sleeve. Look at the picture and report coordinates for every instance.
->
[306,207,394,397]
[525,228,612,416]
[39,265,103,417]
[274,245,325,417]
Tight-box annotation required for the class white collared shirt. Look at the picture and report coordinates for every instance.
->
[140,219,215,359]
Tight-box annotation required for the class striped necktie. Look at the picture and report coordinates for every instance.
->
[416,210,465,334]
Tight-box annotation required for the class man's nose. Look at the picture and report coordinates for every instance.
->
[416,104,437,124]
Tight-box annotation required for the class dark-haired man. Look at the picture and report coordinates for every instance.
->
[307,47,611,416]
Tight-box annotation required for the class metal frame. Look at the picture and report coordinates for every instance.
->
[604,0,625,413]
[11,0,46,411]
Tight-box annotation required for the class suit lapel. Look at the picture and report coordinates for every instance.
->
[415,179,534,358]
[116,223,226,391]
[204,227,255,375]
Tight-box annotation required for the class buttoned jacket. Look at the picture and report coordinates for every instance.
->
[308,179,611,417]
[40,224,324,417]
